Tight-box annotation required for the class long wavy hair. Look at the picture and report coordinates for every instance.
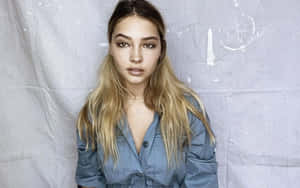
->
[76,0,216,169]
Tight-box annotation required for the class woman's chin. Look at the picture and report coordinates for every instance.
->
[125,78,147,86]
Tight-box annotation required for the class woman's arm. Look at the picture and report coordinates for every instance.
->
[181,114,219,188]
[75,128,106,188]
[181,96,219,188]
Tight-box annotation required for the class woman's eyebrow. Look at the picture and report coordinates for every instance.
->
[114,33,159,41]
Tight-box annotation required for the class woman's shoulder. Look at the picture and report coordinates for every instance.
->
[183,92,202,112]
[183,92,211,129]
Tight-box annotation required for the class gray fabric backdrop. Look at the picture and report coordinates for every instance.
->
[1,0,299,187]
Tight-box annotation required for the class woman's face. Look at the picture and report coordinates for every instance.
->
[109,15,161,90]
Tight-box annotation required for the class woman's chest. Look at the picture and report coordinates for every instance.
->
[97,126,186,186]
[126,109,155,154]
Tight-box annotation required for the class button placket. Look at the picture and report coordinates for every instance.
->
[145,178,153,186]
[139,140,149,166]
[143,141,149,148]
[131,172,143,185]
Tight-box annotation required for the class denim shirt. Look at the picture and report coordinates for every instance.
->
[75,95,219,188]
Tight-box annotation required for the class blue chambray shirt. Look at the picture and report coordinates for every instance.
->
[75,95,219,188]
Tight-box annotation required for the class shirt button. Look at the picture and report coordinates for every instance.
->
[143,141,149,148]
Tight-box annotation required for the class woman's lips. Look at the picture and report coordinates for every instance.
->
[127,68,144,76]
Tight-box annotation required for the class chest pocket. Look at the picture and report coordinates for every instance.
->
[148,129,186,186]
[152,129,187,155]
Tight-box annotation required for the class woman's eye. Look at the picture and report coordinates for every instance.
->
[116,42,129,48]
[116,42,156,49]
[144,43,156,49]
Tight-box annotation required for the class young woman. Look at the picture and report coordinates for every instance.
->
[75,0,218,187]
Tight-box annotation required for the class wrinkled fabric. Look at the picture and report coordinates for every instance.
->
[75,95,218,188]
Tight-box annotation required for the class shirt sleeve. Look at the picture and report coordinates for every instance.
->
[75,128,106,188]
[181,95,219,188]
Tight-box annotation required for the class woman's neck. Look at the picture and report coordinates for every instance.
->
[125,82,146,100]
[124,96,145,114]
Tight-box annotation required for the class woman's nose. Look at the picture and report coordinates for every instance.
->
[130,46,142,63]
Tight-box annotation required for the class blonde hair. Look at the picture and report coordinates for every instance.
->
[76,0,216,169]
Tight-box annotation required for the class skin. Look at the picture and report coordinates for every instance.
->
[109,15,162,100]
